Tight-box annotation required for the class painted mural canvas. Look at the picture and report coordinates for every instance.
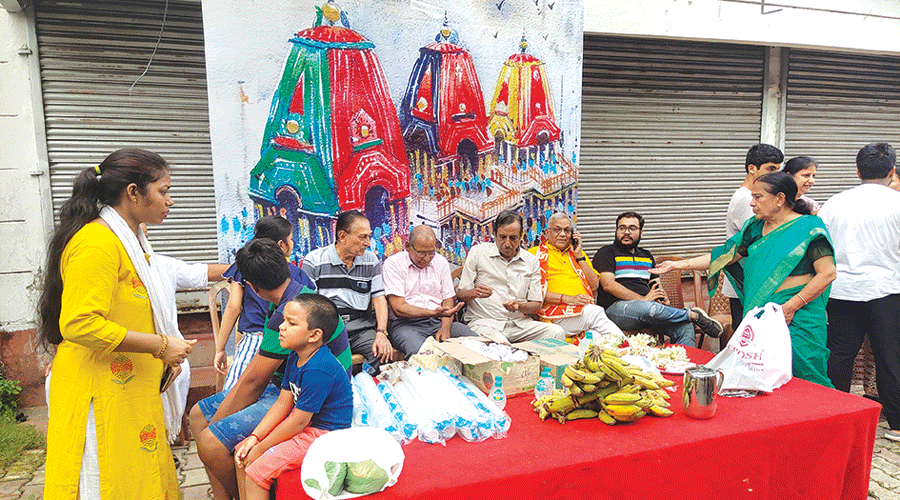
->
[202,0,583,265]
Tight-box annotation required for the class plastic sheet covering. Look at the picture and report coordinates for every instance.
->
[353,373,407,444]
[376,381,418,442]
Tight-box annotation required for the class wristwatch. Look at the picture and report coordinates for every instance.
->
[575,257,586,262]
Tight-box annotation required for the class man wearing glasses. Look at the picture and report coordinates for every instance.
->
[382,225,476,358]
[592,212,722,347]
[529,213,624,339]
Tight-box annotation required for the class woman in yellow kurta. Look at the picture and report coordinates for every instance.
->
[39,149,195,499]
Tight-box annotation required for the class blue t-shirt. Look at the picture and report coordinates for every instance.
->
[222,262,315,333]
[282,347,352,431]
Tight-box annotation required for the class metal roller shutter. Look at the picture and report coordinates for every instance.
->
[35,0,216,261]
[579,35,764,258]
[784,49,900,204]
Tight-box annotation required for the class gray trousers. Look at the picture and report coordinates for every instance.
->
[345,315,381,370]
[388,317,477,359]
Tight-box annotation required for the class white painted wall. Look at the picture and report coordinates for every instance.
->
[0,8,50,330]
[586,0,900,55]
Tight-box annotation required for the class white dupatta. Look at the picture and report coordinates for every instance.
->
[99,205,190,443]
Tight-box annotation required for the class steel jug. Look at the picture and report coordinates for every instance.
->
[682,365,724,419]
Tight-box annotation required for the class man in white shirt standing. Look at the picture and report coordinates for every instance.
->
[723,143,783,327]
[819,142,900,441]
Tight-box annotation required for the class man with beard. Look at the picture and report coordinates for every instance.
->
[592,212,722,347]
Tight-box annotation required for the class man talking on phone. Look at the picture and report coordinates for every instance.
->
[529,213,623,339]
[592,212,722,347]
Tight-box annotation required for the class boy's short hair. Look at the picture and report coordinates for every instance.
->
[290,294,339,344]
[235,238,290,290]
[745,143,784,173]
[856,142,896,180]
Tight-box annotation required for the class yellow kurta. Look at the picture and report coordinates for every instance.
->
[44,223,180,500]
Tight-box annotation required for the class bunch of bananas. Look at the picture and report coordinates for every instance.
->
[532,344,675,425]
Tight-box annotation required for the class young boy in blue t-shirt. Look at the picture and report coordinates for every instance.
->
[234,293,352,500]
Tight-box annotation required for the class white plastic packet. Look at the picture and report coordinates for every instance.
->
[301,427,404,499]
[705,303,793,395]
[353,373,407,443]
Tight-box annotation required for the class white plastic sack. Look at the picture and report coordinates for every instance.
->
[705,302,793,394]
[301,427,404,499]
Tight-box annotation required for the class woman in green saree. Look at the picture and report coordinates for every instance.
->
[653,172,837,387]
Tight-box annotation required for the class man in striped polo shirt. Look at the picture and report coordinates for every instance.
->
[302,210,393,371]
[592,212,722,347]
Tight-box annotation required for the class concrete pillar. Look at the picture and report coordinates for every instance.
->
[760,46,788,151]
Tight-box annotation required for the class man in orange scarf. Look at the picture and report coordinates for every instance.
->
[529,213,623,340]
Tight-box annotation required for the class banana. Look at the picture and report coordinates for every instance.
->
[545,395,576,414]
[603,356,634,383]
[613,409,647,422]
[634,397,653,409]
[599,363,623,382]
[538,406,550,420]
[565,408,599,420]
[583,349,602,373]
[580,371,604,385]
[647,404,674,417]
[654,377,675,388]
[652,388,672,400]
[603,392,643,405]
[567,383,584,397]
[554,412,567,425]
[579,383,598,393]
[633,375,661,390]
[603,404,644,419]
[617,384,642,394]
[597,409,618,425]
[560,373,574,388]
[564,365,590,382]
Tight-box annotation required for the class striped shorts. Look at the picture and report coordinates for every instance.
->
[223,331,263,391]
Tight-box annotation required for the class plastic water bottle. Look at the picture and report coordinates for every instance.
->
[362,363,377,376]
[534,366,555,399]
[489,375,507,410]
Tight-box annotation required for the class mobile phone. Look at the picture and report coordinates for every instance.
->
[160,365,176,393]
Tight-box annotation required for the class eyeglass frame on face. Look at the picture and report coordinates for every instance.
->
[408,243,436,258]
[548,226,573,235]
[616,225,641,233]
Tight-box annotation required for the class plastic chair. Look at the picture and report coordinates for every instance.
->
[208,280,234,392]
[704,275,734,350]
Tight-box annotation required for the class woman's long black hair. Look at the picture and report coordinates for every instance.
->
[38,149,169,346]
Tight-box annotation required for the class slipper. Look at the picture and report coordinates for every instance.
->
[884,429,900,442]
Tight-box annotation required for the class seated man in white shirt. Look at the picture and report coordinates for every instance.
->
[456,210,565,343]
[382,225,476,358]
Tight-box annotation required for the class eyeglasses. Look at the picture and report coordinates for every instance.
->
[548,227,573,235]
[409,245,436,257]
[616,225,641,233]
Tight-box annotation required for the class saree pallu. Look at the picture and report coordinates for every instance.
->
[710,216,834,387]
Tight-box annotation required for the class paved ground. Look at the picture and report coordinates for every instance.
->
[3,388,898,500]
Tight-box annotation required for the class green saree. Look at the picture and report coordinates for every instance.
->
[709,216,834,388]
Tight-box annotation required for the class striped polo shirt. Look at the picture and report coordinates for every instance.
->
[301,244,384,313]
[592,245,657,309]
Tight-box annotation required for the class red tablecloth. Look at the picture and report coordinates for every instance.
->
[277,348,881,500]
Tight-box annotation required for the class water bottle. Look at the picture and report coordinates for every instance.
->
[362,363,377,376]
[534,366,554,399]
[489,375,507,410]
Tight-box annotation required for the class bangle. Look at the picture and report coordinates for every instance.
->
[250,433,262,442]
[575,257,586,262]
[376,329,387,335]
[153,334,168,359]
[560,294,568,304]
[797,292,809,305]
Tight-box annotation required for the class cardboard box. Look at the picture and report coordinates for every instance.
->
[434,338,541,396]
[517,338,582,390]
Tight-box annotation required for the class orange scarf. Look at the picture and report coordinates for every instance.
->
[535,241,591,319]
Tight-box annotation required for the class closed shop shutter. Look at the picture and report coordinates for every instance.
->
[35,0,216,261]
[784,49,900,205]
[579,35,764,258]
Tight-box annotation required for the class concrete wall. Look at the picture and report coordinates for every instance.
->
[0,7,53,406]
[585,0,900,56]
